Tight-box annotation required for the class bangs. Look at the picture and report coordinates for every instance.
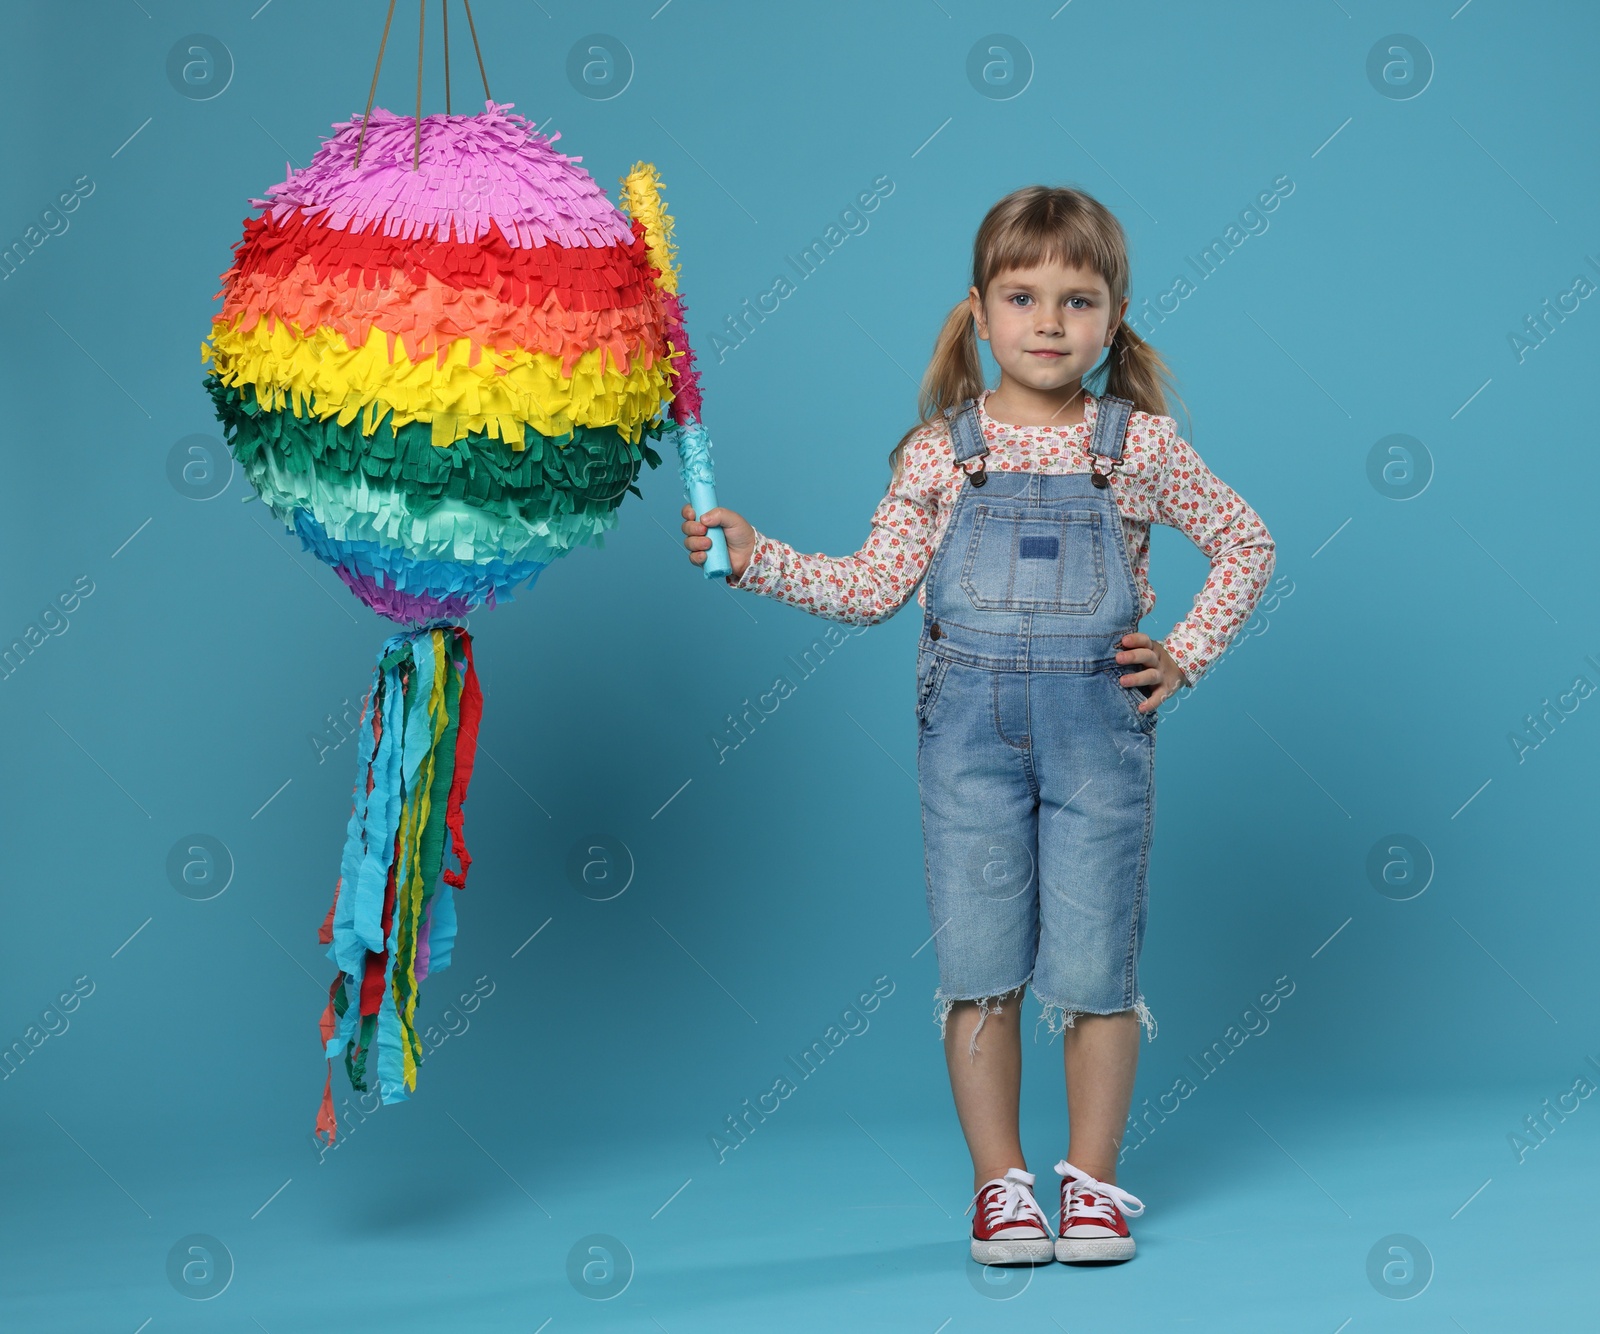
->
[976,189,1128,299]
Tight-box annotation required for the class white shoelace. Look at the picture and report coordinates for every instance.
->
[966,1166,1051,1232]
[1055,1159,1146,1222]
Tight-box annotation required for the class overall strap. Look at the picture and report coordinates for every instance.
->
[1089,394,1135,462]
[943,398,989,463]
[944,393,1135,472]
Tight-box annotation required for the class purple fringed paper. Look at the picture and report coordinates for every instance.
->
[333,569,478,624]
[249,101,637,251]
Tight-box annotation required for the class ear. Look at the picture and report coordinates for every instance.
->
[967,285,988,341]
[1105,294,1130,346]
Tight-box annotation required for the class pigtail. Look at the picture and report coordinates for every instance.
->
[886,299,985,487]
[1093,322,1193,442]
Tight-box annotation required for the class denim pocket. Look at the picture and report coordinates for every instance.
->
[917,654,953,727]
[958,506,1108,614]
[1105,666,1159,733]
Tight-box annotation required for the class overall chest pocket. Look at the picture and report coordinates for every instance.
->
[958,505,1108,614]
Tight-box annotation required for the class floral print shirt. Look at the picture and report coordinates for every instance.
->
[726,389,1275,685]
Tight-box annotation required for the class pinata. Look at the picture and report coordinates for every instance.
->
[199,6,726,1142]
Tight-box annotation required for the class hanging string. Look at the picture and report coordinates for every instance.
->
[354,0,398,170]
[354,0,490,173]
[463,0,491,102]
[414,0,425,170]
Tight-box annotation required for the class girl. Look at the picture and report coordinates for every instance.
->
[681,186,1275,1266]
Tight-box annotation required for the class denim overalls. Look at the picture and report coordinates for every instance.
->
[916,393,1158,1055]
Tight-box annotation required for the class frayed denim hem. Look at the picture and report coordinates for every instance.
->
[1032,992,1158,1044]
[932,980,1031,1060]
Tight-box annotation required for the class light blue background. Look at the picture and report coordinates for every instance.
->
[2,1,1597,1330]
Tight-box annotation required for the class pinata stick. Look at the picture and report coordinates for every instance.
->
[618,163,732,580]
[673,420,729,578]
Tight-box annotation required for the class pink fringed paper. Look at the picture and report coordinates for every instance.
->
[250,102,636,251]
[660,287,704,425]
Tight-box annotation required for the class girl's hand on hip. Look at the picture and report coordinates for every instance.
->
[681,503,755,581]
[1116,632,1189,712]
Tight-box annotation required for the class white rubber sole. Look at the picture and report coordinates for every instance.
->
[1056,1235,1136,1263]
[971,1237,1056,1265]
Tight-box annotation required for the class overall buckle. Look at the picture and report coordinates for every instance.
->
[1088,453,1121,488]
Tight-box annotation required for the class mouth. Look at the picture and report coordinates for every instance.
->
[1027,350,1066,359]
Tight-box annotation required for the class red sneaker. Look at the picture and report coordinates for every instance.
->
[1053,1159,1145,1263]
[967,1166,1055,1264]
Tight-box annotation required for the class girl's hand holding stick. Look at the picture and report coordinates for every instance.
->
[681,503,755,582]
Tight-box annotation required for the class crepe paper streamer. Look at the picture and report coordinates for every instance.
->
[617,163,731,581]
[315,623,482,1144]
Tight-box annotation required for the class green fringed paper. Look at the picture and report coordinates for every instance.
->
[206,373,664,519]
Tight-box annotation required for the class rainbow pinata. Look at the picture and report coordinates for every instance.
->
[200,100,678,624]
[197,97,717,1143]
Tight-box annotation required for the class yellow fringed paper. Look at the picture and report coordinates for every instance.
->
[202,317,674,449]
[619,163,681,296]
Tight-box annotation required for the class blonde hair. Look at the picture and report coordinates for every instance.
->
[888,185,1188,485]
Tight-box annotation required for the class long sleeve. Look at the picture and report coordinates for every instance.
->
[724,428,943,626]
[1152,421,1276,685]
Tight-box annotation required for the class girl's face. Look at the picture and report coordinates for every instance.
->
[968,259,1127,401]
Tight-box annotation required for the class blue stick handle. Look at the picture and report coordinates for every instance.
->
[675,421,732,580]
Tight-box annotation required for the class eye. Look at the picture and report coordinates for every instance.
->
[1009,293,1033,307]
[1068,296,1091,310]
